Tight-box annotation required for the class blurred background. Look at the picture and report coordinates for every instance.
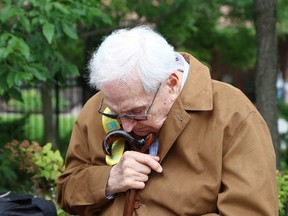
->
[0,0,288,215]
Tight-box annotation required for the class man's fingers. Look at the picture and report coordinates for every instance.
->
[122,151,163,173]
[107,151,163,194]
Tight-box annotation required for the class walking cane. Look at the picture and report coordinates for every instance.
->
[103,130,156,216]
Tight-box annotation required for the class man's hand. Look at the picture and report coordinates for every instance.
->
[105,151,163,195]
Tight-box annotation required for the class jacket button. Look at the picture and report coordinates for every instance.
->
[134,201,142,209]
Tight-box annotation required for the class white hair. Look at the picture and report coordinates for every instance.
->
[88,25,178,93]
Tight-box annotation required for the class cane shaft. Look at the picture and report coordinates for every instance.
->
[122,133,156,216]
[123,189,137,216]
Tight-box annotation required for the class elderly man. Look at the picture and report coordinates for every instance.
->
[57,26,278,215]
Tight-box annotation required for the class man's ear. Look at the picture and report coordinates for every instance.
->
[166,72,180,89]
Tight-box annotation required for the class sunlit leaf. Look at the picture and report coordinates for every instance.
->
[21,16,31,33]
[0,48,6,60]
[0,6,14,22]
[7,71,15,87]
[17,38,30,60]
[53,2,70,14]
[30,67,47,81]
[64,62,79,76]
[42,22,55,44]
[62,23,78,39]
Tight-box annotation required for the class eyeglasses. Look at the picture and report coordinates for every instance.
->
[98,84,161,121]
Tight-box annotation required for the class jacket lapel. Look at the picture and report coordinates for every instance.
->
[158,97,191,162]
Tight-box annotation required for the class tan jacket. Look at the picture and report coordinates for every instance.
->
[57,53,278,216]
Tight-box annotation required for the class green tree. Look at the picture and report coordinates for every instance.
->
[0,0,112,145]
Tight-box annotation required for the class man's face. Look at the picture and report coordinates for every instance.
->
[100,79,172,137]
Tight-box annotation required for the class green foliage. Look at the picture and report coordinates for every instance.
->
[0,115,28,145]
[3,140,64,199]
[278,170,288,215]
[1,140,67,214]
[0,0,112,101]
[2,0,282,99]
[122,0,221,62]
[0,148,18,192]
[114,0,257,69]
[213,27,256,70]
[278,100,288,171]
[1,0,287,102]
[279,100,288,121]
[117,0,286,70]
[32,143,64,183]
[277,100,288,214]
[278,0,288,37]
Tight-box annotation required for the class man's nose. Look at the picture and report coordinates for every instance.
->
[121,118,137,132]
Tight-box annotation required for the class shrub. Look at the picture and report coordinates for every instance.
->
[4,140,64,198]
[278,170,288,215]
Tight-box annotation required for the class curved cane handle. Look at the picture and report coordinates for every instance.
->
[103,130,156,155]
[103,130,145,155]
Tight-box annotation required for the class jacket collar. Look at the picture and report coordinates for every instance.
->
[179,52,213,111]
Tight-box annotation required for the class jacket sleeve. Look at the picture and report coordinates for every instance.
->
[217,111,278,216]
[56,117,112,215]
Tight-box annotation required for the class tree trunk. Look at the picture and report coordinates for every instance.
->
[40,83,57,148]
[254,0,279,166]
